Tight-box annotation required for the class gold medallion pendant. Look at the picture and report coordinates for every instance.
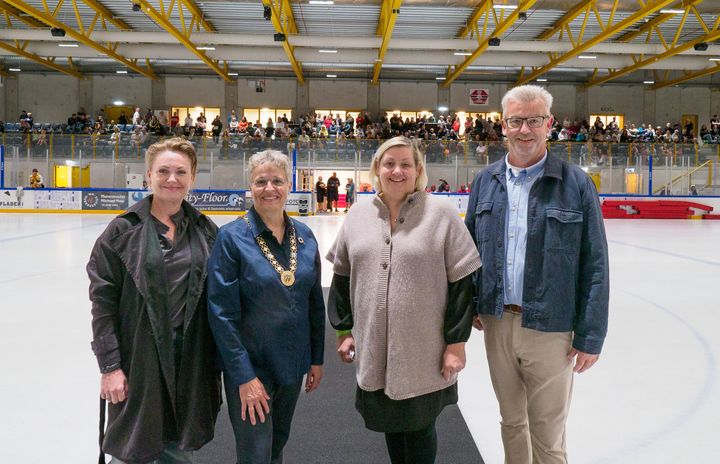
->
[281,270,296,287]
[245,215,299,287]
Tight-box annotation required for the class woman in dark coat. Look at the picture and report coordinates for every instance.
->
[88,138,221,463]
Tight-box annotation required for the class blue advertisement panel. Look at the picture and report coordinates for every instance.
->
[185,191,246,211]
[82,190,129,210]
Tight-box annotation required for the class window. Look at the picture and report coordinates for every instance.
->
[315,110,360,121]
[172,106,221,129]
[243,108,293,125]
[590,114,624,130]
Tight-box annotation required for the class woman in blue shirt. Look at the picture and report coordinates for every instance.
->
[207,149,325,464]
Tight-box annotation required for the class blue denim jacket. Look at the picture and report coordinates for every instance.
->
[465,154,609,354]
[207,208,325,388]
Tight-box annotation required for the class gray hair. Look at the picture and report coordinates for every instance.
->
[369,136,428,193]
[501,84,553,116]
[247,150,293,187]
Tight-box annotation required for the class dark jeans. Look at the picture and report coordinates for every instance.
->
[224,375,302,464]
[384,421,437,464]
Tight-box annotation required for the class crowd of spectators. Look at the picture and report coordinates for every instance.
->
[2,108,719,147]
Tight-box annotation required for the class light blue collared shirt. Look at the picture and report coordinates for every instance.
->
[503,153,547,306]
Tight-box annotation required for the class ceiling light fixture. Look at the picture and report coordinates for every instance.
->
[9,68,21,72]
[197,46,215,51]
[436,76,446,80]
[309,1,334,5]
[659,9,685,14]
[113,100,125,106]
[454,52,472,56]
[116,70,128,74]
[228,72,239,76]
[709,58,720,61]
[438,106,448,111]
[643,80,655,84]
[578,55,597,59]
[536,78,547,82]
[326,74,337,78]
[58,43,79,48]
[493,5,517,10]
[319,49,337,53]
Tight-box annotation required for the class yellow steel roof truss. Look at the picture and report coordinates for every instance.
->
[371,0,402,84]
[458,0,491,39]
[262,0,303,84]
[136,0,229,81]
[2,0,156,79]
[515,0,676,86]
[586,3,719,87]
[443,0,538,86]
[0,39,82,77]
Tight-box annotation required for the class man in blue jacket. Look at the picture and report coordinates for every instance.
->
[466,85,609,464]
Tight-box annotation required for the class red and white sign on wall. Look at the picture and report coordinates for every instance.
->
[469,88,489,106]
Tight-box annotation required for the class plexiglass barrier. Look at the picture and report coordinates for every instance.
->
[1,133,718,196]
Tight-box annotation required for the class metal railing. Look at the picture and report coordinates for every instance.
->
[2,133,719,196]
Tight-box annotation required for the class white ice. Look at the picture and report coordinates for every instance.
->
[0,214,718,463]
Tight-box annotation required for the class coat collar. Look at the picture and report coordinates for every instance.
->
[492,151,563,184]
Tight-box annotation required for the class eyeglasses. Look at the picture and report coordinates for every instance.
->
[252,178,287,188]
[504,116,549,129]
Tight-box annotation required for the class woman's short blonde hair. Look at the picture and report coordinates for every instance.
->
[369,136,428,193]
[145,137,198,175]
[247,150,293,187]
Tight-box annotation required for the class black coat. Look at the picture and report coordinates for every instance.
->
[88,196,221,463]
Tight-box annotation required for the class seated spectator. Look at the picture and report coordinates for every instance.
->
[238,116,249,133]
[29,168,44,188]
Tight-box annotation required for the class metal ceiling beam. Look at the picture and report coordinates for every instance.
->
[652,62,720,89]
[178,0,215,32]
[0,1,45,27]
[0,40,83,77]
[613,0,705,43]
[515,0,676,85]
[536,0,596,41]
[79,0,131,31]
[372,0,402,84]
[443,0,538,87]
[135,0,230,81]
[263,0,303,83]
[2,0,157,79]
[586,28,720,87]
[457,0,491,39]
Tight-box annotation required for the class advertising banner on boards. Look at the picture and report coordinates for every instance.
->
[0,189,32,209]
[82,191,129,210]
[185,191,246,211]
[34,190,82,210]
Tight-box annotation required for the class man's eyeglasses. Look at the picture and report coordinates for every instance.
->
[504,116,549,130]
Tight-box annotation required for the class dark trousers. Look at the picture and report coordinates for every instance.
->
[384,422,438,464]
[224,375,302,464]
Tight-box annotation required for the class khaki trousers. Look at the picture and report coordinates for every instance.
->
[479,312,574,464]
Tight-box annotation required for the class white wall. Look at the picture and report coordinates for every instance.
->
[546,84,579,122]
[654,86,714,127]
[237,78,296,108]
[449,82,506,113]
[588,85,645,125]
[4,74,720,125]
[380,81,438,110]
[166,76,225,108]
[92,75,152,114]
[309,79,367,109]
[18,74,79,122]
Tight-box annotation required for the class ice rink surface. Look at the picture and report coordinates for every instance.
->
[1,213,718,463]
